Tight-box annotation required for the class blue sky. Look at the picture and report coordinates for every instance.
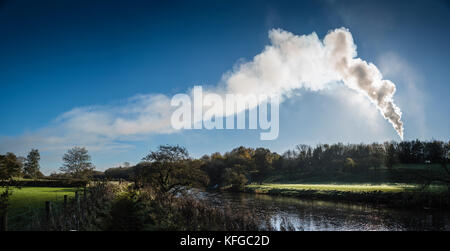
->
[0,0,449,174]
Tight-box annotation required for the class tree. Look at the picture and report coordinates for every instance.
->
[0,153,23,215]
[424,140,445,163]
[60,147,95,179]
[140,145,208,199]
[224,165,248,191]
[201,152,227,187]
[398,141,413,163]
[24,149,41,178]
[385,142,398,168]
[411,139,424,163]
[253,148,278,184]
[0,153,23,180]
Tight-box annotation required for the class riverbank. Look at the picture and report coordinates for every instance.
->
[244,183,450,209]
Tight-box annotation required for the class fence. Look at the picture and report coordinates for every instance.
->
[1,183,115,231]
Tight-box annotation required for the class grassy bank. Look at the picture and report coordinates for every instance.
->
[248,183,412,193]
[245,183,450,209]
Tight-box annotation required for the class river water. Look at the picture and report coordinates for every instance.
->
[197,190,450,231]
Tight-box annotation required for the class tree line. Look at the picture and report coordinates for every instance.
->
[104,140,449,191]
[1,139,449,190]
[0,146,100,181]
[0,149,43,180]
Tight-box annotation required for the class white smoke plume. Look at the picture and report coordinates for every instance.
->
[220,27,404,139]
[0,27,404,158]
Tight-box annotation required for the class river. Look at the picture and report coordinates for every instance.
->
[197,190,450,231]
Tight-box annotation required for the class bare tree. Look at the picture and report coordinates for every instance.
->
[139,145,208,199]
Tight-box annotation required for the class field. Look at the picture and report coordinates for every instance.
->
[0,187,76,218]
[245,182,449,209]
[247,183,413,193]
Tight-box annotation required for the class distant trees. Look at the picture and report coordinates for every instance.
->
[197,140,450,187]
[23,149,42,178]
[60,147,95,179]
[393,140,447,164]
[95,139,450,191]
[385,142,398,168]
[99,140,450,189]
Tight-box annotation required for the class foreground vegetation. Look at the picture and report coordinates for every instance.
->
[2,183,276,231]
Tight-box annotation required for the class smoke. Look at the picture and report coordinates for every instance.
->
[324,29,403,139]
[1,27,404,159]
[220,27,404,139]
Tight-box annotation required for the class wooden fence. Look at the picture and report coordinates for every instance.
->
[1,184,114,231]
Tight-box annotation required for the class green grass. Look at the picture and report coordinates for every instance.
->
[2,187,79,215]
[1,187,80,230]
[246,183,450,209]
[247,183,413,193]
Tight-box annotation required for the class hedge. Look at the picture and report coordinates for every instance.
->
[0,179,88,188]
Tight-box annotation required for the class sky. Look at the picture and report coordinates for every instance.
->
[0,0,449,174]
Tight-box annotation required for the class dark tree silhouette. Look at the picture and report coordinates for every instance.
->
[24,149,41,178]
[139,145,208,199]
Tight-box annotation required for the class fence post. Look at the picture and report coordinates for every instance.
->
[1,206,7,231]
[83,187,87,201]
[63,195,68,210]
[45,201,52,230]
[45,201,51,220]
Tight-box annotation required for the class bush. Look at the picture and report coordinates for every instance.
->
[105,191,148,231]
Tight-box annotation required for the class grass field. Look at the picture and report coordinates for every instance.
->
[2,187,78,215]
[247,183,448,194]
[0,187,79,230]
[247,183,413,193]
[245,182,450,210]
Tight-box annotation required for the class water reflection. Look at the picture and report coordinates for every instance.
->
[198,190,450,231]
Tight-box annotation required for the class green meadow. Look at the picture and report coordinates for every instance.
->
[247,183,448,193]
[247,183,412,193]
[2,187,78,216]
